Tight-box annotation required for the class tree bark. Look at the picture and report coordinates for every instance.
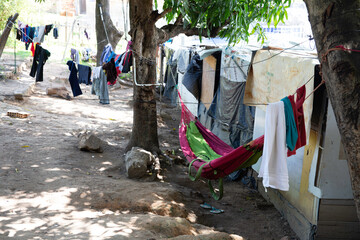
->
[96,0,124,65]
[126,0,160,153]
[0,13,19,59]
[304,0,360,220]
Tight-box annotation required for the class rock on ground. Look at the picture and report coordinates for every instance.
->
[125,147,155,178]
[78,131,104,153]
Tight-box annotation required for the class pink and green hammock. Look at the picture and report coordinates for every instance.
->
[179,101,265,200]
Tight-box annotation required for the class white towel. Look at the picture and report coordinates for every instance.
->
[258,101,289,191]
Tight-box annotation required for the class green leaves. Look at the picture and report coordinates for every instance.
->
[163,0,292,44]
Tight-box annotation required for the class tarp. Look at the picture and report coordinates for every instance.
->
[244,50,318,143]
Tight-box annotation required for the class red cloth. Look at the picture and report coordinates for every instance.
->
[30,42,35,57]
[288,85,306,156]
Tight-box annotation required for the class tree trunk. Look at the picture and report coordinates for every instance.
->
[126,0,160,153]
[304,0,360,220]
[0,13,18,58]
[96,0,123,65]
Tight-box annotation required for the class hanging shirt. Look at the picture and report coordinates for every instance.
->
[44,24,53,35]
[66,61,83,97]
[121,51,133,73]
[258,101,289,192]
[100,44,113,65]
[16,29,22,40]
[91,66,109,104]
[281,96,298,151]
[70,48,80,65]
[53,27,58,39]
[30,45,51,82]
[78,64,92,85]
[102,58,117,84]
[33,26,45,43]
[28,27,35,42]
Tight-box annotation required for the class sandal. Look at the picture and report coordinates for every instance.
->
[200,202,212,209]
[210,207,224,214]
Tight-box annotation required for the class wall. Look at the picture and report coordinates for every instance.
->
[316,104,353,199]
[252,107,317,223]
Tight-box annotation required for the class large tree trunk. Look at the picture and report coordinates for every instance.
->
[0,13,18,58]
[304,0,360,220]
[96,0,124,65]
[126,0,160,153]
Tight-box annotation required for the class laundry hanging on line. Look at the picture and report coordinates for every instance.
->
[258,84,307,191]
[66,61,83,97]
[29,45,50,82]
[70,48,80,65]
[99,43,133,85]
[91,66,110,104]
[78,64,92,85]
[15,21,56,51]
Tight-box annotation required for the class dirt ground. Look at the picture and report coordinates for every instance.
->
[0,60,298,239]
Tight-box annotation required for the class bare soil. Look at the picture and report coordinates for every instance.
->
[0,61,298,239]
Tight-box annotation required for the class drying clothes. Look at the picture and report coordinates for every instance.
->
[28,27,35,42]
[78,64,92,85]
[70,48,80,65]
[30,42,35,57]
[33,26,45,43]
[100,44,113,65]
[102,58,117,84]
[44,24,53,35]
[16,29,22,40]
[25,26,30,42]
[281,96,298,151]
[182,53,203,100]
[66,61,83,97]
[53,27,58,39]
[106,51,117,63]
[18,20,26,29]
[288,85,307,156]
[30,45,50,82]
[91,66,109,104]
[121,51,132,73]
[81,48,91,62]
[84,29,89,40]
[258,101,289,192]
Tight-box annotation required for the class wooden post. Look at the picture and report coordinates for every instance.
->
[0,13,19,59]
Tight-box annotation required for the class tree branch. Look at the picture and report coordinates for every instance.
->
[151,8,172,22]
[156,21,227,45]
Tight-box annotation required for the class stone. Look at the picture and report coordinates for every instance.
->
[46,87,72,100]
[125,147,155,179]
[78,132,103,153]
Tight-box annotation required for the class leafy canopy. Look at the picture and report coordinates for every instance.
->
[161,0,291,43]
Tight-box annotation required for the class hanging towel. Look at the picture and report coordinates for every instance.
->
[281,96,298,151]
[91,67,109,104]
[66,61,83,97]
[258,101,289,191]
